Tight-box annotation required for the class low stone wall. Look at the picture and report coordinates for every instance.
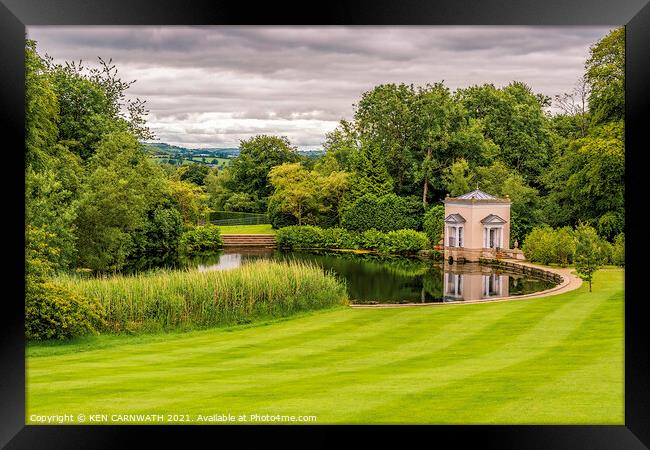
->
[479,258,563,284]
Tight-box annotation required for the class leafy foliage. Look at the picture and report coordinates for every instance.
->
[585,27,624,126]
[74,132,167,271]
[423,205,445,247]
[574,224,604,292]
[523,226,576,266]
[277,225,430,254]
[179,225,224,254]
[379,230,431,254]
[26,281,105,340]
[341,193,421,232]
[268,163,350,227]
[130,205,184,259]
[611,233,625,267]
[178,164,210,186]
[227,135,301,208]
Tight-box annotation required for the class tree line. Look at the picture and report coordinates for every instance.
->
[26,27,624,277]
[208,28,624,247]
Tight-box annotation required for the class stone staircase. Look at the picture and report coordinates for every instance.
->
[221,234,277,247]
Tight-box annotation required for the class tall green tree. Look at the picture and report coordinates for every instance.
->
[74,132,166,271]
[25,40,59,172]
[315,120,359,173]
[269,163,350,227]
[227,135,301,209]
[542,121,624,238]
[348,140,394,200]
[456,82,553,183]
[443,158,472,197]
[354,83,416,194]
[585,27,624,126]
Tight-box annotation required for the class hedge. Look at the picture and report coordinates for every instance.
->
[341,193,422,232]
[276,225,430,254]
[179,224,223,254]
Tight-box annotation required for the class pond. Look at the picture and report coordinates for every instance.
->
[183,248,557,304]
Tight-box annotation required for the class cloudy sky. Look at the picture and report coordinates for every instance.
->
[27,26,614,150]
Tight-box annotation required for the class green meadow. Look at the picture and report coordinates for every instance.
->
[216,224,275,234]
[27,269,623,424]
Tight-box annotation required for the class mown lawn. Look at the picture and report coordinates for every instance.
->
[26,270,624,424]
[216,224,274,234]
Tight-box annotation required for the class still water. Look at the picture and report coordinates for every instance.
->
[186,248,557,304]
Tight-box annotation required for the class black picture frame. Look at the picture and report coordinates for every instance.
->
[1,0,647,447]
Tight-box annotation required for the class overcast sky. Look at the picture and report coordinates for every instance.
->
[27,26,615,150]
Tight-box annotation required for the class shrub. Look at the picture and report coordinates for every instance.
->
[277,226,428,254]
[130,205,184,259]
[554,226,576,266]
[422,205,444,247]
[26,280,105,340]
[598,239,614,265]
[340,194,380,232]
[380,230,430,254]
[522,226,556,265]
[179,224,223,254]
[58,260,348,331]
[612,233,625,266]
[377,194,422,231]
[357,228,386,249]
[320,227,356,249]
[276,225,324,249]
[523,224,617,267]
[268,195,298,229]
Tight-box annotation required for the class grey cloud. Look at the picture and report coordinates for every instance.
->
[26,26,615,148]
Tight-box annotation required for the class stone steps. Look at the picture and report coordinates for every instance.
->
[221,234,277,247]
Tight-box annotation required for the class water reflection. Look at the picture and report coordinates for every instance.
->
[443,263,510,302]
[175,248,556,305]
[197,253,242,272]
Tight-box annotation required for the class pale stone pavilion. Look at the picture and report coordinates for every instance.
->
[443,188,524,263]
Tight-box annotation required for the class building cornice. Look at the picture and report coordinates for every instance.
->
[444,198,511,206]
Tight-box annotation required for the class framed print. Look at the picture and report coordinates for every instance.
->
[1,0,648,447]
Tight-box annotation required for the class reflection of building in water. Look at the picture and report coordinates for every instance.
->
[443,263,509,301]
[444,272,463,300]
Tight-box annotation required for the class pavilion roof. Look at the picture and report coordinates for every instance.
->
[456,189,497,200]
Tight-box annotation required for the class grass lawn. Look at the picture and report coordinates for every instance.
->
[216,224,275,234]
[26,269,624,424]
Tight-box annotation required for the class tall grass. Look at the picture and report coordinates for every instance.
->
[57,260,348,333]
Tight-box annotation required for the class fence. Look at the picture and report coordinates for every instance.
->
[209,210,270,226]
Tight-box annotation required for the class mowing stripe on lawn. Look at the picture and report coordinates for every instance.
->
[26,270,623,424]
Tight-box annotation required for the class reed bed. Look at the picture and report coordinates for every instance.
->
[57,260,348,333]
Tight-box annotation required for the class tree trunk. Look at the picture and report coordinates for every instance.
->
[422,148,432,208]
[422,177,428,208]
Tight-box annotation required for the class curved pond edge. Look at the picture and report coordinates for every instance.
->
[350,259,583,308]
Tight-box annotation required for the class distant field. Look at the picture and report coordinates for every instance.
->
[151,156,232,166]
[216,224,275,234]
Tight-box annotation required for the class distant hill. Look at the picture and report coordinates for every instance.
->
[142,142,325,160]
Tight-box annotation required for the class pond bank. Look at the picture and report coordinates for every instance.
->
[350,259,582,308]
